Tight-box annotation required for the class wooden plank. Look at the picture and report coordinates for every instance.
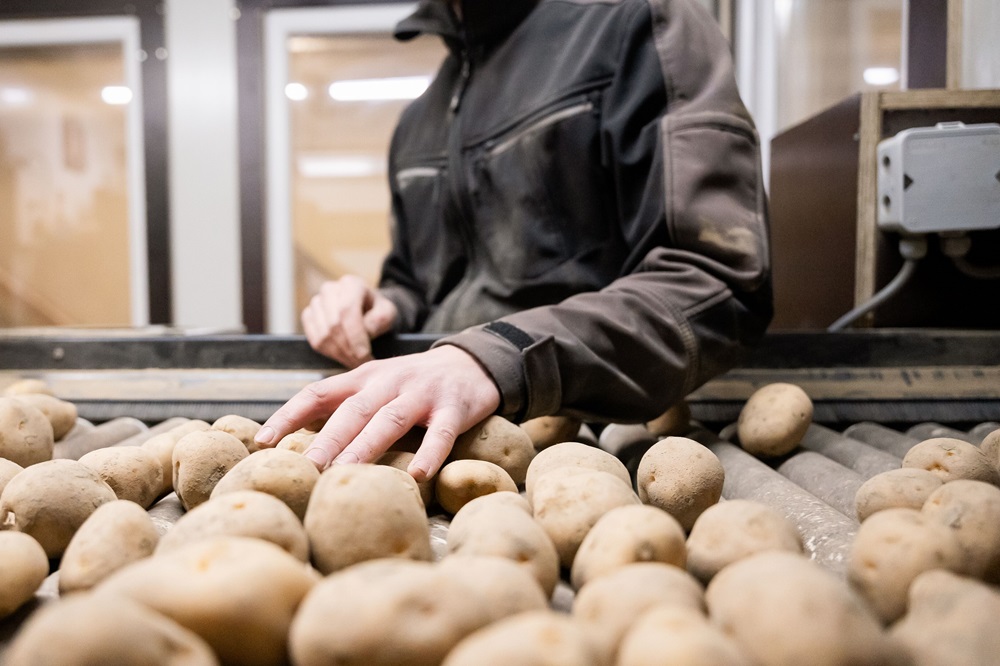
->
[879,88,1000,110]
[854,92,883,315]
[947,0,964,90]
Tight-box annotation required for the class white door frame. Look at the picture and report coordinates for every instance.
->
[0,16,149,326]
[263,3,417,334]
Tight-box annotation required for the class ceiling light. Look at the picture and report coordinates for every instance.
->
[101,86,133,105]
[297,154,386,179]
[863,67,900,86]
[0,87,33,106]
[285,82,309,101]
[328,76,431,102]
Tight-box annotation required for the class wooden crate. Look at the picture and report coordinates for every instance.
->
[769,89,1000,330]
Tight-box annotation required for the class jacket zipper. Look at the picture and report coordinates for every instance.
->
[447,50,478,264]
[485,101,595,157]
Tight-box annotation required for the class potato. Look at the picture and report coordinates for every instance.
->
[0,531,48,618]
[902,437,1000,485]
[847,507,964,623]
[736,382,812,457]
[378,450,435,506]
[305,463,431,574]
[0,397,54,467]
[447,502,560,597]
[12,394,78,441]
[157,489,309,561]
[921,479,1000,583]
[58,499,159,594]
[276,431,315,454]
[636,436,724,531]
[0,459,116,558]
[532,467,640,568]
[436,459,518,515]
[172,429,248,510]
[573,562,705,663]
[618,605,751,666]
[0,456,23,496]
[854,468,944,522]
[142,419,211,496]
[2,378,54,397]
[685,499,802,584]
[438,555,548,621]
[442,610,600,666]
[706,551,899,666]
[4,593,219,666]
[520,415,582,451]
[451,415,535,484]
[98,536,319,666]
[890,569,1000,666]
[210,447,319,521]
[211,413,262,452]
[981,428,1000,468]
[447,490,532,532]
[78,445,163,508]
[571,504,686,590]
[524,440,631,504]
[289,558,492,666]
[646,400,692,437]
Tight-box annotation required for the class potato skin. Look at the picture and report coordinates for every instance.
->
[618,605,751,666]
[847,507,964,624]
[981,428,1000,468]
[142,419,211,496]
[4,592,220,666]
[172,430,249,510]
[736,383,812,457]
[290,559,492,666]
[854,468,943,522]
[438,555,548,622]
[685,499,802,584]
[305,464,432,574]
[12,394,78,441]
[707,552,900,666]
[442,610,600,666]
[2,378,54,397]
[921,480,1000,583]
[451,415,535,484]
[519,415,582,451]
[570,504,687,590]
[211,414,262,453]
[436,459,518,515]
[378,450,435,507]
[524,441,631,504]
[0,397,54,467]
[158,489,309,561]
[78,446,164,508]
[211,448,320,521]
[636,437,724,531]
[646,401,692,438]
[0,459,117,558]
[0,456,24,496]
[0,531,49,618]
[98,536,319,666]
[890,569,1000,666]
[532,467,640,568]
[58,499,160,594]
[902,437,1000,485]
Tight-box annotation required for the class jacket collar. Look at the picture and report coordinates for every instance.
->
[395,0,539,53]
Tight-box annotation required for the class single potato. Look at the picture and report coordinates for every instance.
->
[172,429,249,510]
[142,419,211,496]
[524,441,631,504]
[378,450,435,507]
[0,459,116,558]
[736,383,813,458]
[211,414,262,453]
[211,447,320,521]
[436,459,518,515]
[902,437,1000,485]
[0,456,23,496]
[0,397,54,467]
[921,479,1000,583]
[450,415,535,485]
[78,445,164,508]
[12,394,78,441]
[442,610,600,666]
[0,531,49,618]
[58,499,160,594]
[618,605,751,666]
[636,437,724,531]
[854,468,944,522]
[520,415,582,451]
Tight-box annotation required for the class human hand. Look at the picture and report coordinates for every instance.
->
[254,345,501,481]
[301,276,399,368]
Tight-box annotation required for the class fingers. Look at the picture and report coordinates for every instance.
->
[325,395,423,469]
[408,407,464,482]
[301,277,380,368]
[362,293,399,338]
[302,385,394,469]
[255,377,353,449]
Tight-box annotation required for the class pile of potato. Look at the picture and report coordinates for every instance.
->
[1,377,999,665]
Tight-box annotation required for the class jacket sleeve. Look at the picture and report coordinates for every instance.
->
[436,0,773,423]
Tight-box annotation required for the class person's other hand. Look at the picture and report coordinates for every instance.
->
[253,345,501,481]
[301,276,399,368]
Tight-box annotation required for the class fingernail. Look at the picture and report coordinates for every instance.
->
[255,426,276,446]
[334,451,359,465]
[304,448,331,470]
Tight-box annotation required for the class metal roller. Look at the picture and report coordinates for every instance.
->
[799,424,901,479]
[776,451,863,520]
[841,422,916,459]
[905,422,979,445]
[113,417,191,448]
[52,417,148,460]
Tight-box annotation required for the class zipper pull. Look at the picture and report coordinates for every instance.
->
[450,55,471,114]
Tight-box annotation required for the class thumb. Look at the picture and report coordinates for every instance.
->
[363,296,398,338]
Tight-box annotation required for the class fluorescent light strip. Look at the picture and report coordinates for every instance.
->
[328,76,431,102]
[101,85,133,105]
[863,67,900,86]
[297,154,386,179]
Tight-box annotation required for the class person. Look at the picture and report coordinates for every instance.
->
[254,0,773,480]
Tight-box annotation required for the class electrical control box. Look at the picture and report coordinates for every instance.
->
[877,122,1000,234]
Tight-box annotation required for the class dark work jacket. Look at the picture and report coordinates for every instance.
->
[378,0,773,423]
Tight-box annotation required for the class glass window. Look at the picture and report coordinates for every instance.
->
[0,41,133,327]
[286,33,446,320]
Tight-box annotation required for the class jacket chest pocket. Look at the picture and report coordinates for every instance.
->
[395,162,465,302]
[470,95,611,285]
